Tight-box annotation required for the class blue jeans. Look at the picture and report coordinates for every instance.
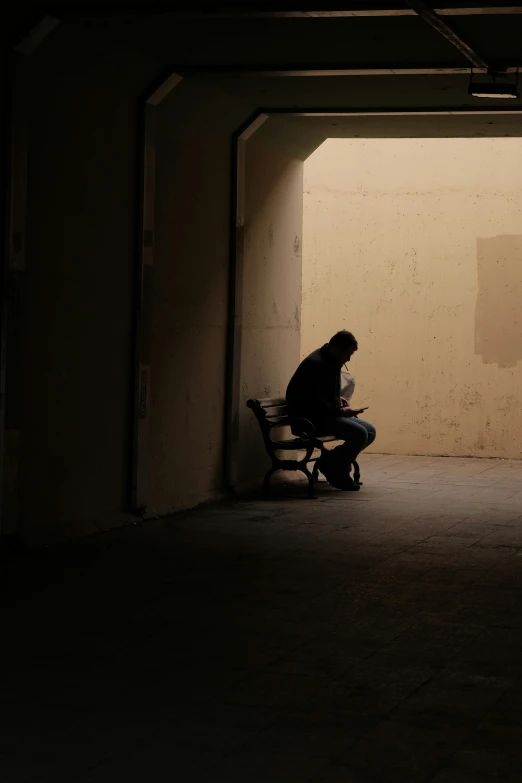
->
[328,417,376,468]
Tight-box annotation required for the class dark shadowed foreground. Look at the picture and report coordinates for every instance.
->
[3,454,522,783]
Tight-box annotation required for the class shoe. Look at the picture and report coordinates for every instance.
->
[317,458,360,491]
[338,476,360,492]
[350,462,362,486]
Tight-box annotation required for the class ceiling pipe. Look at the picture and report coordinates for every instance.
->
[38,4,522,19]
[407,1,490,69]
[165,7,522,18]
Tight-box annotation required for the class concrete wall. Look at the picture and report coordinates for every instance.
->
[149,82,248,513]
[0,49,9,536]
[9,36,314,533]
[302,138,522,459]
[151,107,306,504]
[237,124,304,490]
[19,26,161,538]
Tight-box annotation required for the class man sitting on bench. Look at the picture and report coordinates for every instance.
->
[286,330,376,491]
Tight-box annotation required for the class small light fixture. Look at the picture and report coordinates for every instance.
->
[469,69,519,99]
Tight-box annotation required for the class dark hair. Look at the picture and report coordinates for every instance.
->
[329,330,358,351]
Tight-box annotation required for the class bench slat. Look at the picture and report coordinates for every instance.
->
[266,416,290,426]
[265,406,287,418]
[258,397,286,408]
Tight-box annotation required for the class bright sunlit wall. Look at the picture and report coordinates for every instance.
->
[302,138,522,459]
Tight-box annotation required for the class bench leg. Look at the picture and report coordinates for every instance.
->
[353,460,361,485]
[263,467,277,495]
[300,466,317,499]
[312,462,319,482]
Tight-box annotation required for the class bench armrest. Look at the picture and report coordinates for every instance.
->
[290,417,316,439]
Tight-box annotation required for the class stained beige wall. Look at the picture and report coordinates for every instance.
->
[237,126,304,490]
[149,82,248,514]
[302,138,522,459]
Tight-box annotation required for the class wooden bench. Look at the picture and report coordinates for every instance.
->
[246,397,360,498]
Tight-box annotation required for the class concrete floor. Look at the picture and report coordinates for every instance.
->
[3,454,522,783]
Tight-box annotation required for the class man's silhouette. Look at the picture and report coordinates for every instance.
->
[286,330,376,490]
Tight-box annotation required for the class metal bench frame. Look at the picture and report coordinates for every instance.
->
[247,397,360,498]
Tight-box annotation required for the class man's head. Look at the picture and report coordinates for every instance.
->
[328,330,358,365]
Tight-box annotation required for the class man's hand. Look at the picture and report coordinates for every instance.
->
[341,406,369,418]
[340,397,349,408]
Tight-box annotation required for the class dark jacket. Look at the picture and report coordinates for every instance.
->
[286,345,342,435]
